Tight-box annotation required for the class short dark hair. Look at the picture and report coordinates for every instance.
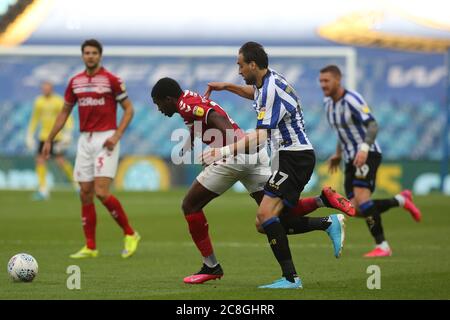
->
[151,77,183,99]
[320,65,342,78]
[239,41,268,69]
[81,39,103,55]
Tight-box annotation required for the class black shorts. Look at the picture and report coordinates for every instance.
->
[264,150,315,208]
[344,152,382,199]
[37,141,66,156]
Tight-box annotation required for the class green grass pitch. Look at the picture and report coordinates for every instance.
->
[0,190,449,299]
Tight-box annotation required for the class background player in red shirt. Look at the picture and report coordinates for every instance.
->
[151,77,354,284]
[42,39,140,259]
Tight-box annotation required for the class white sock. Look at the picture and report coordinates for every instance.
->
[376,241,390,251]
[395,194,406,207]
[203,254,218,268]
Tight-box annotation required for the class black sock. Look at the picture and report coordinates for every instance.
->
[262,217,296,282]
[360,201,385,244]
[319,193,331,207]
[373,198,399,214]
[280,215,331,234]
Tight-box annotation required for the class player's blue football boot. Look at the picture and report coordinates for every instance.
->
[325,214,345,258]
[258,277,302,289]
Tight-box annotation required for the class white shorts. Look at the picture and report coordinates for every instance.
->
[196,148,272,195]
[74,130,120,182]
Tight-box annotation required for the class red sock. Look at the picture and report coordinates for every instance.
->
[102,195,134,235]
[185,211,213,257]
[82,203,97,249]
[290,197,319,217]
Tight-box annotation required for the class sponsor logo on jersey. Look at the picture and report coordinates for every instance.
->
[78,97,106,107]
[362,105,371,114]
[193,106,204,117]
[257,107,266,120]
[285,86,293,94]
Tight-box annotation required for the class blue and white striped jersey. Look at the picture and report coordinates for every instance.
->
[253,69,313,157]
[324,89,382,163]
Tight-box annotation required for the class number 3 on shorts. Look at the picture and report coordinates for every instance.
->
[269,171,289,187]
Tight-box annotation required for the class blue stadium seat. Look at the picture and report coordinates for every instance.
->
[0,98,442,161]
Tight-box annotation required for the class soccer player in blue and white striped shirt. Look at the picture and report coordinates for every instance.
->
[319,65,422,258]
[203,42,353,289]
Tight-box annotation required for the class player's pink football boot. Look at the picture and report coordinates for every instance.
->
[183,263,224,284]
[364,247,392,258]
[321,186,356,217]
[400,190,422,222]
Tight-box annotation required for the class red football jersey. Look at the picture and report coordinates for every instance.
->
[64,67,128,132]
[177,90,243,148]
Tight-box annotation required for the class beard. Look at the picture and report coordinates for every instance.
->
[86,62,99,70]
[243,74,257,85]
[326,88,337,97]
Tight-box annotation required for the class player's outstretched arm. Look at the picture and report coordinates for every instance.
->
[200,129,267,164]
[204,82,254,100]
[232,129,267,155]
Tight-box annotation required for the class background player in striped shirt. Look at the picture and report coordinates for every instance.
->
[42,39,140,259]
[26,81,75,200]
[319,65,422,258]
[204,42,354,289]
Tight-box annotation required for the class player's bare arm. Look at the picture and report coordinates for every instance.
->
[180,111,233,157]
[42,102,74,159]
[207,110,235,134]
[328,141,342,174]
[204,82,254,100]
[103,98,134,151]
[197,110,236,164]
[208,111,260,154]
[353,119,378,168]
[200,129,267,164]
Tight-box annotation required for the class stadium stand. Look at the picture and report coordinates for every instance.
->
[0,98,442,160]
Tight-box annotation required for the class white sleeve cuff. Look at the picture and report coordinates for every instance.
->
[360,143,370,152]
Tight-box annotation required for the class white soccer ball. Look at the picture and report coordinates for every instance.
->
[7,253,39,282]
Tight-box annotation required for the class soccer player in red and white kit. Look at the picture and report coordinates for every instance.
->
[42,39,140,259]
[151,77,354,284]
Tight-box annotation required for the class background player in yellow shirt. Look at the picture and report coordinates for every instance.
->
[26,81,75,200]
